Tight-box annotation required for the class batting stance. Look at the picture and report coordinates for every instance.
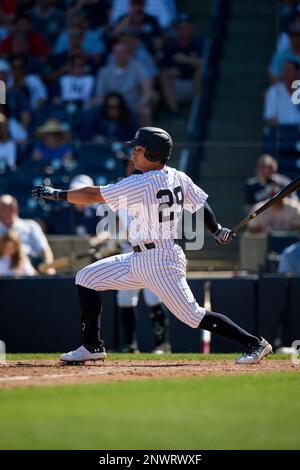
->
[32,127,272,364]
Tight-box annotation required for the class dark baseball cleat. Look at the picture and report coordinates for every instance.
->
[236,337,273,365]
[60,343,107,364]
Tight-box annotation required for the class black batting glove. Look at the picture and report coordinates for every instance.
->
[213,224,236,246]
[32,185,62,201]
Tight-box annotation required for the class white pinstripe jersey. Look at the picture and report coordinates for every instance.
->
[100,166,208,245]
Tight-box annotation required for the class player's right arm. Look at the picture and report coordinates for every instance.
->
[32,185,106,204]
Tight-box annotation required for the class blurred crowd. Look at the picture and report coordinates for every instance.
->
[1,0,300,277]
[0,0,203,173]
[241,0,300,273]
[0,0,205,278]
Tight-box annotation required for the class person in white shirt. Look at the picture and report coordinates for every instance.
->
[0,230,36,276]
[0,195,54,271]
[95,42,155,125]
[264,60,300,125]
[59,55,95,106]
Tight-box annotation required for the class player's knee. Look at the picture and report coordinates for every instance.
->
[75,269,84,286]
[75,268,96,290]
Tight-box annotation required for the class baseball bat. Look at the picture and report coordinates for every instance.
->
[232,175,300,234]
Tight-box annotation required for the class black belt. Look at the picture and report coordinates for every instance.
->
[132,243,155,252]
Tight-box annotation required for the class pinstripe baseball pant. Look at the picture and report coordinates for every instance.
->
[75,243,205,328]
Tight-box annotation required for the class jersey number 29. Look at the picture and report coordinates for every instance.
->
[156,186,183,223]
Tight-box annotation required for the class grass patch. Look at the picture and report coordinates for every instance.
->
[5,353,290,361]
[0,373,299,450]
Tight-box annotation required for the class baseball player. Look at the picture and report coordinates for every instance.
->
[117,159,170,354]
[32,127,272,364]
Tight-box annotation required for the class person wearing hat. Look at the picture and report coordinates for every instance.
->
[32,118,74,165]
[160,14,203,116]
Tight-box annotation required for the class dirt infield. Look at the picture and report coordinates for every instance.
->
[0,359,298,389]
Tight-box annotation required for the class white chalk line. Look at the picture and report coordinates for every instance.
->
[0,370,108,383]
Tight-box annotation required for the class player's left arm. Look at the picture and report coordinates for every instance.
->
[32,185,106,205]
[204,201,236,246]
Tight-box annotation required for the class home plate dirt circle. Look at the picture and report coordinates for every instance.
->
[0,359,298,389]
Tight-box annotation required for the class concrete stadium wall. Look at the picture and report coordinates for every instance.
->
[0,276,299,353]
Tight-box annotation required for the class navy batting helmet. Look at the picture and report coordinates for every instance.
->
[125,127,173,162]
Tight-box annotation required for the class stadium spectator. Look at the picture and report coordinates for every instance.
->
[115,31,158,79]
[278,232,300,273]
[0,14,49,61]
[0,61,27,141]
[46,175,99,236]
[0,104,28,143]
[270,23,300,81]
[4,61,31,130]
[29,0,65,45]
[54,14,105,58]
[56,55,95,108]
[160,14,203,116]
[264,60,300,125]
[278,1,300,42]
[245,155,294,206]
[95,42,155,124]
[276,4,300,52]
[110,0,176,29]
[67,0,111,29]
[0,4,11,42]
[0,0,18,26]
[0,58,31,129]
[247,184,300,233]
[8,55,48,110]
[0,195,54,270]
[0,230,36,276]
[0,57,10,80]
[80,92,138,141]
[0,113,17,173]
[111,0,162,53]
[32,119,74,165]
[48,27,89,85]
